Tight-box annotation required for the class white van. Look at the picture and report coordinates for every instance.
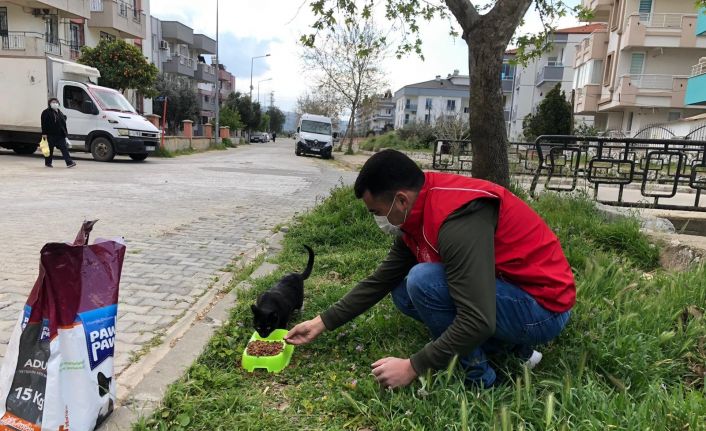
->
[0,56,160,161]
[295,113,336,159]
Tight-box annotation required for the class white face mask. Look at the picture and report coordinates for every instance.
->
[50,102,59,110]
[374,196,407,236]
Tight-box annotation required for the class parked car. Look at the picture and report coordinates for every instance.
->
[250,132,265,143]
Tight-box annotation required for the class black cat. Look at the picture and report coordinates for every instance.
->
[251,245,314,338]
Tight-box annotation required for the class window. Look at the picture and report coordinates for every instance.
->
[501,63,515,79]
[68,22,84,60]
[424,114,430,124]
[45,14,58,45]
[463,106,469,114]
[626,112,634,133]
[629,53,645,76]
[638,0,652,22]
[591,60,603,84]
[405,98,411,108]
[446,100,456,111]
[603,53,613,86]
[404,113,409,124]
[425,98,432,109]
[668,111,682,122]
[63,86,93,114]
[610,0,621,30]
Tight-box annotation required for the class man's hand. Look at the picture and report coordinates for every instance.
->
[284,315,326,345]
[371,357,418,389]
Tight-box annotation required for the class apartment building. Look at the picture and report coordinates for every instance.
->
[393,71,470,129]
[355,90,395,135]
[574,0,706,135]
[684,8,706,108]
[508,24,604,140]
[149,18,218,125]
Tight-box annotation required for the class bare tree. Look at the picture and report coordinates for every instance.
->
[302,20,387,154]
[434,113,470,142]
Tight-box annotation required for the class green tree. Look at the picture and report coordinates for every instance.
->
[152,75,198,135]
[79,39,158,97]
[267,106,286,133]
[219,106,243,131]
[224,92,261,133]
[303,1,590,186]
[259,113,271,132]
[522,83,572,141]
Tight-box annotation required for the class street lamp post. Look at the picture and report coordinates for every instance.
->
[257,77,272,106]
[249,54,271,102]
[214,0,220,144]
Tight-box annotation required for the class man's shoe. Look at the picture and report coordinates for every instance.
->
[45,165,53,168]
[67,162,76,168]
[523,350,543,369]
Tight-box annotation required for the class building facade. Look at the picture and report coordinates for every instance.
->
[393,71,470,129]
[355,90,395,135]
[508,24,604,140]
[574,0,706,135]
[684,8,706,108]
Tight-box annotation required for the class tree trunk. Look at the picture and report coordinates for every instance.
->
[346,105,357,154]
[466,29,510,188]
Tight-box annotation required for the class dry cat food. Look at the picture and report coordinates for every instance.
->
[246,340,284,357]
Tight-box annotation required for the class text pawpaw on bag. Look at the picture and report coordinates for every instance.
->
[0,221,126,431]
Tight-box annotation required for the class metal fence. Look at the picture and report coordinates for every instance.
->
[432,136,706,212]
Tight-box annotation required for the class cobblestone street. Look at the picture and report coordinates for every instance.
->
[0,140,356,373]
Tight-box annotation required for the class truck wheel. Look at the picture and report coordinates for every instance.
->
[12,144,38,155]
[91,137,115,162]
[129,153,149,161]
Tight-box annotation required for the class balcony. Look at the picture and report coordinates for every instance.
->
[195,62,216,82]
[198,93,216,112]
[161,21,193,45]
[88,0,146,39]
[193,34,216,55]
[580,0,612,22]
[25,0,91,19]
[697,7,706,36]
[621,13,705,50]
[574,84,601,114]
[0,32,82,60]
[615,74,688,109]
[501,78,514,93]
[163,54,195,77]
[685,62,706,105]
[574,30,607,67]
[404,103,418,111]
[535,64,564,86]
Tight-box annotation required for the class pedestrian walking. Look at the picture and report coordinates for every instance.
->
[272,132,277,143]
[41,98,76,168]
[287,149,574,389]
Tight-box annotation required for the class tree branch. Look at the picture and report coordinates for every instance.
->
[444,0,480,32]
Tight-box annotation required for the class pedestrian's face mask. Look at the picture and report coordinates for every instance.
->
[374,195,408,236]
[50,102,59,110]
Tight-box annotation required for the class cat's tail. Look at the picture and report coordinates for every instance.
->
[300,245,315,280]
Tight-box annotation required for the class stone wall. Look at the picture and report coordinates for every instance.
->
[162,137,213,152]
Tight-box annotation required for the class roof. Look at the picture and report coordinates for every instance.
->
[505,48,518,55]
[554,23,607,34]
[402,78,468,91]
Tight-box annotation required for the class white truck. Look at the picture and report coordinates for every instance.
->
[295,113,336,159]
[0,56,160,162]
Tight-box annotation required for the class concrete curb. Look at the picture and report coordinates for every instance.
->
[99,230,285,430]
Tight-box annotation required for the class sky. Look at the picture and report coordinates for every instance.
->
[150,0,582,112]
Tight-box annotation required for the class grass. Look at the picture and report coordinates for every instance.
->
[359,132,432,153]
[134,186,706,431]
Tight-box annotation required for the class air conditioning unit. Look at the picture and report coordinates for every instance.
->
[32,8,51,17]
[159,40,168,50]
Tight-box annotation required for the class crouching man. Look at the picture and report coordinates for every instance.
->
[286,149,575,389]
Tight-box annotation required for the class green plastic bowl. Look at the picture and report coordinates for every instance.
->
[241,329,294,373]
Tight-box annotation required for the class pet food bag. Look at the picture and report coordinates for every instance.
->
[0,221,126,431]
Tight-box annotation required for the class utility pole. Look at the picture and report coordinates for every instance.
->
[214,0,220,144]
[269,91,274,112]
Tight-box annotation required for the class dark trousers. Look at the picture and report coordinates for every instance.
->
[45,135,74,166]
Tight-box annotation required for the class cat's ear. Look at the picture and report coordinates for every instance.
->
[251,304,259,316]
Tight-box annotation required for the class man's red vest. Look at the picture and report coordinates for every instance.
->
[400,172,576,312]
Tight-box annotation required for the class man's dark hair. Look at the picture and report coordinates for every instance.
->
[354,149,425,199]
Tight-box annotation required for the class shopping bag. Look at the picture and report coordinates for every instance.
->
[0,221,126,431]
[39,137,50,158]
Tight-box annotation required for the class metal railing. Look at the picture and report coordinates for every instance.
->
[174,54,194,67]
[432,136,706,212]
[622,74,685,90]
[629,12,692,28]
[44,37,61,55]
[691,62,706,77]
[405,103,418,111]
[1,32,27,50]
